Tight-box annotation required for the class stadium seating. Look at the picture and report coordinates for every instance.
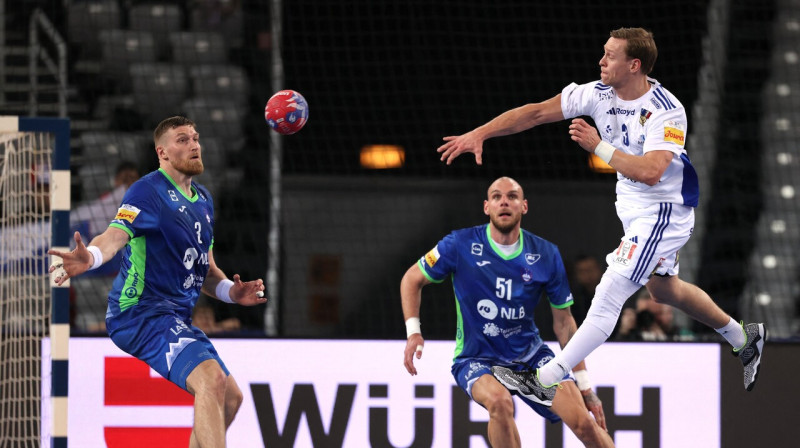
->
[129,3,183,59]
[130,63,189,126]
[67,0,122,59]
[99,30,158,90]
[169,31,228,66]
[188,64,250,108]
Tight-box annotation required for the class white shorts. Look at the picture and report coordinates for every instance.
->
[606,202,695,286]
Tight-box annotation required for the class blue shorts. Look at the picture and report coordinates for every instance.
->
[451,345,572,424]
[107,307,229,391]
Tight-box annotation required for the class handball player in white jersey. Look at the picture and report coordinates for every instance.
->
[437,27,766,406]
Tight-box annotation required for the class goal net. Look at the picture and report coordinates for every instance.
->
[0,131,52,447]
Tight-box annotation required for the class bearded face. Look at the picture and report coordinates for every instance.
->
[159,125,204,176]
[484,178,528,236]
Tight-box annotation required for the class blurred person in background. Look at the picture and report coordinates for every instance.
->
[537,254,602,341]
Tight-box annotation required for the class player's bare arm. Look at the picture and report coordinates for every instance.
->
[438,94,565,165]
[568,117,673,185]
[202,249,267,305]
[400,263,431,375]
[551,306,607,430]
[48,228,130,286]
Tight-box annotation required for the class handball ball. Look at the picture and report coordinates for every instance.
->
[264,90,308,135]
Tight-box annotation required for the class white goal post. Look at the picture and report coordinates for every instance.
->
[0,116,70,448]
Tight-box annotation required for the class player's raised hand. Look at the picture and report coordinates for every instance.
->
[48,231,92,286]
[568,118,602,152]
[581,388,608,431]
[437,131,485,165]
[229,273,267,305]
[403,333,425,376]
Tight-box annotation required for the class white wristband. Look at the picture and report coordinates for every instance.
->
[574,369,592,391]
[405,317,421,338]
[215,279,235,304]
[87,245,103,270]
[594,141,616,164]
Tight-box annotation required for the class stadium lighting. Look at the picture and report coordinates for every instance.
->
[588,153,615,173]
[360,144,405,169]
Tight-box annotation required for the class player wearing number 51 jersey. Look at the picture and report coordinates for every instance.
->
[418,223,572,365]
[401,177,613,447]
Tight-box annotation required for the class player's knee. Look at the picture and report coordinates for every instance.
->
[482,389,514,420]
[224,386,243,425]
[568,414,601,443]
[198,367,228,400]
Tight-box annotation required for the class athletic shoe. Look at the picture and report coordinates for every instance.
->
[491,366,556,406]
[733,322,766,391]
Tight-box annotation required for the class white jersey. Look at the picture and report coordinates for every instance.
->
[561,78,699,208]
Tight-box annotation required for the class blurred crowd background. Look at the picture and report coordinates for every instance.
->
[2,0,798,342]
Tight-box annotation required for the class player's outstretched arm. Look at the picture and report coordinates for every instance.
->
[401,263,431,376]
[437,93,564,165]
[48,228,130,286]
[203,249,267,306]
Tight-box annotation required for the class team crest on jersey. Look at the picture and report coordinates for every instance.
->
[471,243,483,256]
[525,253,540,265]
[168,190,179,202]
[521,268,532,282]
[114,204,141,223]
[639,109,652,125]
[664,120,686,145]
[424,246,440,268]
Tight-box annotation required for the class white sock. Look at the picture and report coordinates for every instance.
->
[716,318,745,349]
[538,270,641,386]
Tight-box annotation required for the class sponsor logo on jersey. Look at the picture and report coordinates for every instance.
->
[482,322,501,337]
[424,246,440,268]
[650,98,662,110]
[606,107,636,116]
[183,248,199,270]
[639,108,652,125]
[476,260,491,267]
[613,239,638,266]
[482,323,523,338]
[471,243,483,256]
[124,272,140,298]
[649,257,667,277]
[477,299,498,320]
[525,253,540,265]
[605,125,613,135]
[114,204,141,223]
[183,274,205,289]
[664,120,686,145]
